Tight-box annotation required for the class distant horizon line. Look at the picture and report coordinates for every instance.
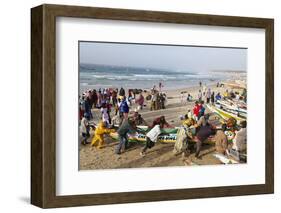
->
[79,63,246,73]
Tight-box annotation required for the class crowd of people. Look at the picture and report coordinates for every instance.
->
[149,86,167,111]
[80,81,247,163]
[176,100,247,160]
[79,87,146,125]
[174,84,247,160]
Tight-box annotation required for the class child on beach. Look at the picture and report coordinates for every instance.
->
[91,121,115,149]
[187,93,193,102]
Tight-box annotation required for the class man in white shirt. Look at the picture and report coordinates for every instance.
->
[140,125,161,156]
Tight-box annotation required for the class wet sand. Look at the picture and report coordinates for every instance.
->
[79,83,244,170]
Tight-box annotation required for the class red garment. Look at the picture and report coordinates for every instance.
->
[193,104,201,117]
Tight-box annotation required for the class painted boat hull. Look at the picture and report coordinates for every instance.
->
[109,125,235,144]
[207,104,246,122]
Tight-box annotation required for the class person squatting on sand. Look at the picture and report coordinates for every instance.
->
[91,121,115,149]
[187,93,193,102]
[133,111,148,126]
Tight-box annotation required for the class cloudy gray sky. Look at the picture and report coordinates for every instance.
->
[79,42,247,73]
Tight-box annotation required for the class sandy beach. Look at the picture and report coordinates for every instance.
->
[79,81,245,170]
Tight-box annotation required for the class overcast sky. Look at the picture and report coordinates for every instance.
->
[79,42,247,73]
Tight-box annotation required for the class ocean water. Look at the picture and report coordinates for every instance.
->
[79,64,231,92]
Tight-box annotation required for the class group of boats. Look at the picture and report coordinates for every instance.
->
[207,98,247,123]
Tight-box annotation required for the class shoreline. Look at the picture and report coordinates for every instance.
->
[79,79,235,96]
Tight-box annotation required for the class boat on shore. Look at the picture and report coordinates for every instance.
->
[207,104,246,122]
[109,125,235,144]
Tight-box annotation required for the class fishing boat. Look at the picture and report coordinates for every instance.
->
[109,126,178,143]
[206,104,246,122]
[215,101,247,119]
[109,125,235,144]
[221,81,246,89]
